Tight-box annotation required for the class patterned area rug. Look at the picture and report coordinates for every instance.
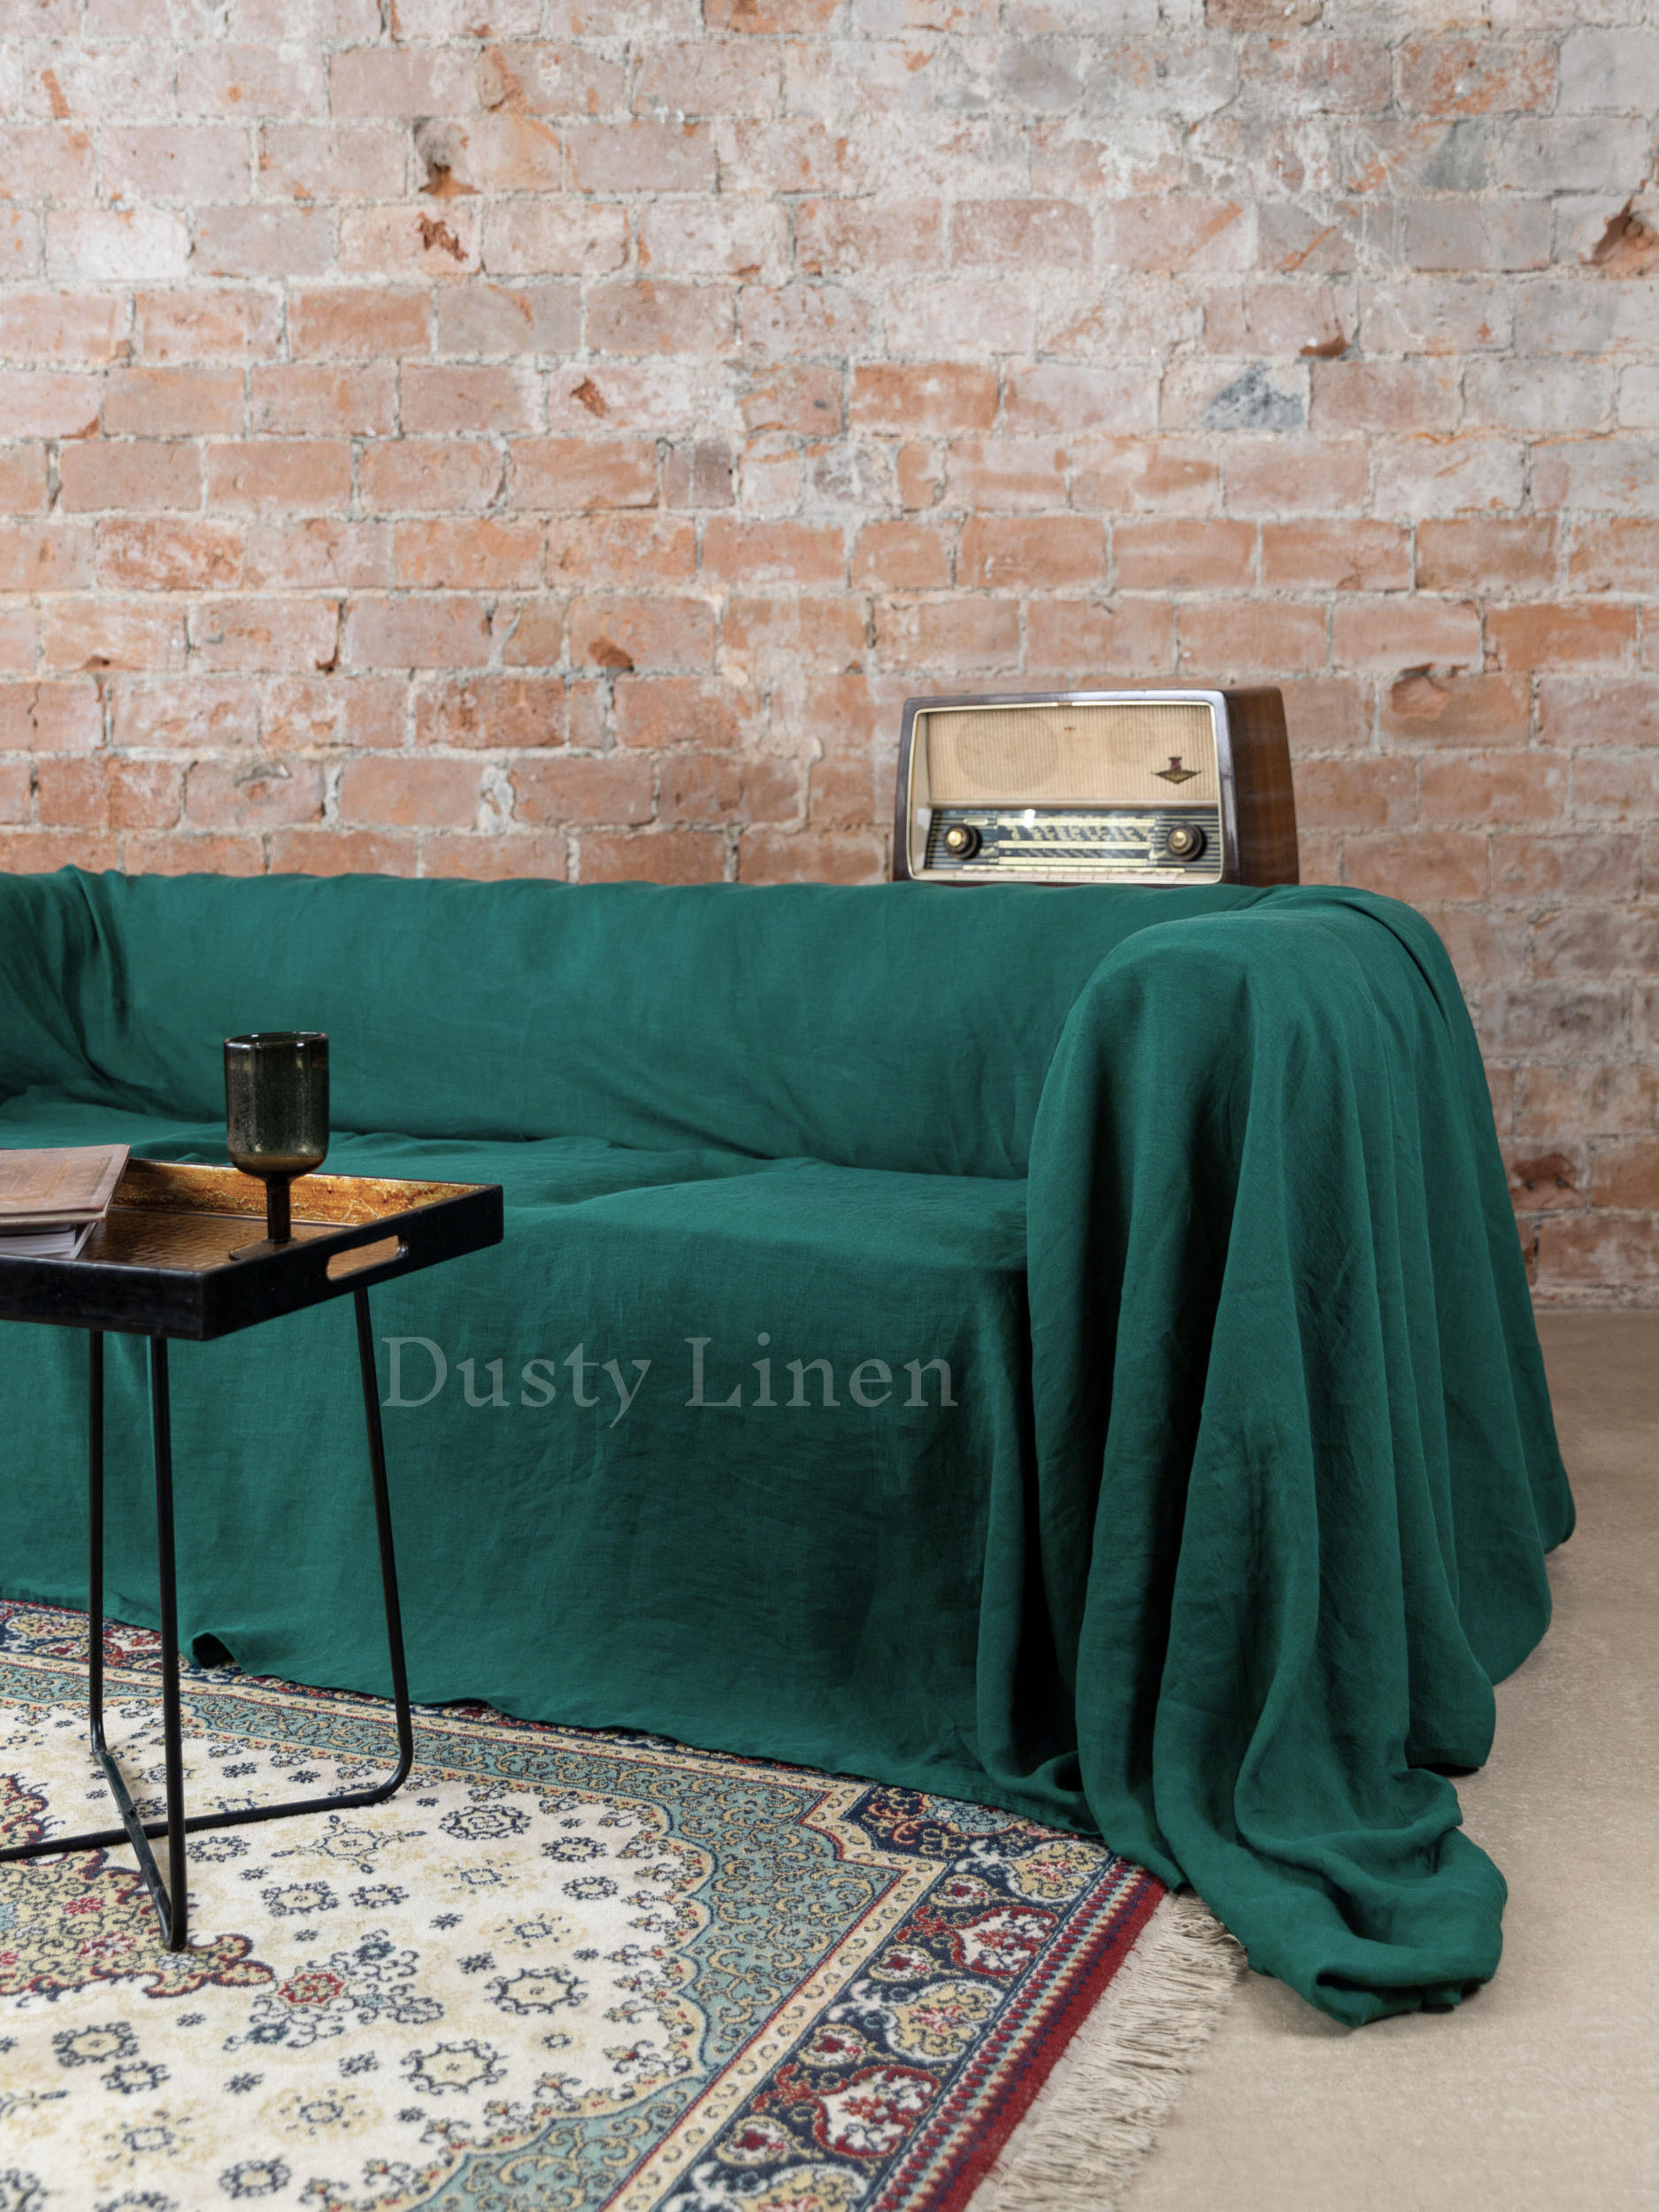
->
[0,1601,1239,2212]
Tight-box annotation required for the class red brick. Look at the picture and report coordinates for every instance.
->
[288,289,432,360]
[567,596,715,672]
[1025,598,1176,678]
[1259,520,1409,592]
[850,523,952,592]
[565,122,714,193]
[722,597,867,674]
[58,442,200,514]
[418,113,562,195]
[738,827,886,886]
[1346,830,1489,903]
[588,281,734,357]
[1073,439,1219,515]
[1489,603,1638,671]
[953,199,1092,268]
[250,365,396,436]
[510,755,654,826]
[196,207,333,281]
[701,519,845,588]
[1310,360,1461,435]
[403,365,540,436]
[896,444,943,513]
[135,288,283,363]
[1571,755,1659,823]
[359,440,503,515]
[103,369,243,440]
[0,611,34,673]
[481,202,630,278]
[1179,601,1329,674]
[414,675,568,750]
[345,597,492,671]
[41,601,186,674]
[578,829,724,884]
[546,515,695,588]
[0,447,49,515]
[395,520,544,591]
[338,757,480,830]
[0,523,92,594]
[660,753,801,826]
[37,761,113,829]
[808,752,887,828]
[264,674,403,751]
[0,763,29,826]
[206,441,352,511]
[244,521,391,591]
[125,833,265,878]
[435,282,580,358]
[1420,751,1566,826]
[0,373,101,442]
[110,759,180,832]
[613,676,759,751]
[509,439,658,511]
[1517,1064,1659,1139]
[733,367,835,441]
[111,678,257,750]
[0,292,127,365]
[1490,833,1641,904]
[1333,598,1482,670]
[0,832,119,875]
[850,365,998,434]
[190,598,341,675]
[1502,1144,1586,1214]
[1114,519,1254,591]
[420,833,569,882]
[269,828,417,877]
[499,607,565,668]
[795,200,941,278]
[185,757,325,831]
[1294,754,1417,831]
[1221,438,1370,515]
[1381,670,1531,747]
[98,520,242,593]
[1537,678,1659,749]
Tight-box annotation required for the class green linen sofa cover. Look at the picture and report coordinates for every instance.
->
[0,868,1571,2026]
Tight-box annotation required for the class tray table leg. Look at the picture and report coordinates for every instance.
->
[1,1294,416,1934]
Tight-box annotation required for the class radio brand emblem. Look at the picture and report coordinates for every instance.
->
[1155,756,1198,785]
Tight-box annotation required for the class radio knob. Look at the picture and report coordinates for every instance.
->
[1165,824,1206,863]
[942,823,982,860]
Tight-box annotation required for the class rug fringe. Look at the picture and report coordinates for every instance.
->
[967,1890,1247,2212]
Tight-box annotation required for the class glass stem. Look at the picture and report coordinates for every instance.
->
[265,1175,292,1245]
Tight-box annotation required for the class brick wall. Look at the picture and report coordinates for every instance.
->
[1,1,1656,1300]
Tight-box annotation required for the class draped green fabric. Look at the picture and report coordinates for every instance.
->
[0,869,1571,2024]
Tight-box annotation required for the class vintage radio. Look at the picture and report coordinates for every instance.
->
[893,688,1298,887]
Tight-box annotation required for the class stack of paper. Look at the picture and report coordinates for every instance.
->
[0,1145,130,1261]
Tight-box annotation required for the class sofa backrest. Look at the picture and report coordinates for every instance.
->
[0,870,1270,1179]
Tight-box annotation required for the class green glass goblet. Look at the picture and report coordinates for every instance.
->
[224,1032,329,1246]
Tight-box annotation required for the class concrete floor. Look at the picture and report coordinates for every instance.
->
[1124,1312,1659,2212]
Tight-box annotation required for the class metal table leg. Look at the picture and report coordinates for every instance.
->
[0,1286,416,1949]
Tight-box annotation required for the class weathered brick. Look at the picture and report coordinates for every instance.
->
[250,365,396,438]
[1490,833,1641,904]
[1490,603,1638,671]
[180,44,327,117]
[1399,38,1556,118]
[1420,752,1566,826]
[1333,598,1482,670]
[127,833,265,877]
[0,373,101,442]
[795,200,941,279]
[569,595,716,672]
[288,289,432,359]
[45,209,189,284]
[0,523,94,595]
[345,597,492,671]
[850,521,952,591]
[588,281,736,357]
[415,675,567,750]
[1372,438,1526,518]
[481,203,630,278]
[339,206,482,280]
[738,827,885,886]
[41,600,188,674]
[478,42,630,117]
[510,439,658,511]
[206,442,352,511]
[511,755,655,827]
[197,206,334,281]
[1262,520,1409,591]
[1222,439,1368,515]
[1381,670,1531,748]
[420,833,569,882]
[436,283,580,358]
[98,519,242,593]
[0,293,128,366]
[1025,597,1175,678]
[257,123,406,202]
[701,519,845,588]
[58,442,202,513]
[264,674,403,751]
[102,125,250,204]
[103,369,245,439]
[135,288,283,363]
[1538,678,1659,749]
[360,440,503,516]
[268,829,418,876]
[111,677,257,750]
[396,519,544,591]
[1179,599,1328,673]
[1295,754,1417,832]
[1533,442,1659,518]
[190,597,341,675]
[1114,518,1252,590]
[328,48,475,119]
[723,595,867,674]
[244,520,391,591]
[566,122,715,193]
[0,680,103,752]
[945,440,1070,513]
[1417,518,1556,595]
[953,199,1092,268]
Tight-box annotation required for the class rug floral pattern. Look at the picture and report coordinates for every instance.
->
[0,1601,1162,2212]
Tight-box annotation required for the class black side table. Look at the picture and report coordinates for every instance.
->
[0,1158,503,1950]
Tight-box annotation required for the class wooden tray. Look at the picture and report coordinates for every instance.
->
[0,1159,503,1340]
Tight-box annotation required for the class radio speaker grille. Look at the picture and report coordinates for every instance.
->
[922,700,1218,808]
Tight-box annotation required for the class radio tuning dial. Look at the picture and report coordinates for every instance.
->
[942,823,982,860]
[1165,824,1206,863]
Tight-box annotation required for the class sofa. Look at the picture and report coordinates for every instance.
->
[0,867,1571,2025]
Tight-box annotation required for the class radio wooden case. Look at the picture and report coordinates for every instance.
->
[893,687,1299,887]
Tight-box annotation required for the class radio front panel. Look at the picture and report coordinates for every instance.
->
[894,688,1299,889]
